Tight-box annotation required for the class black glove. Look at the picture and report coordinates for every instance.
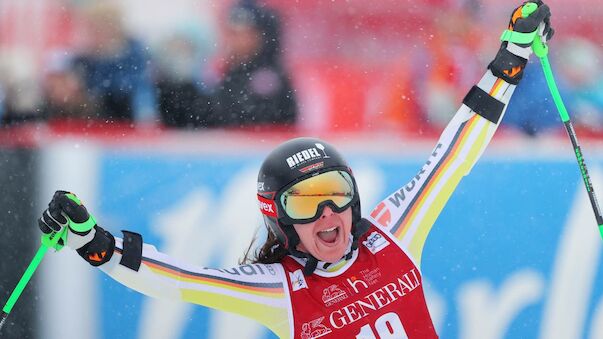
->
[489,1,555,84]
[38,190,114,266]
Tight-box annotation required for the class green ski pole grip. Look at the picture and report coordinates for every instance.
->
[522,2,549,57]
[532,34,549,57]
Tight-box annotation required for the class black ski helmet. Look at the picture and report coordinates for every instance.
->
[257,137,368,273]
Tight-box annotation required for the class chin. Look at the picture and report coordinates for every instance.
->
[316,241,348,263]
[316,253,340,263]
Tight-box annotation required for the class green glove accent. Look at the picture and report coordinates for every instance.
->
[65,193,82,205]
[69,216,96,233]
[500,29,538,45]
[521,2,538,18]
[65,192,96,233]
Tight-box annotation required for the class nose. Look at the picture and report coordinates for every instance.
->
[320,206,334,218]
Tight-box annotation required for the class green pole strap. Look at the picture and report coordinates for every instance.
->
[41,229,66,251]
[1,229,65,315]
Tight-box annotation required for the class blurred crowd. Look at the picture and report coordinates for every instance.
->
[0,0,601,137]
[0,0,298,131]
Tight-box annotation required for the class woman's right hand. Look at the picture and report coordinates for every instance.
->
[38,191,114,266]
[38,190,97,250]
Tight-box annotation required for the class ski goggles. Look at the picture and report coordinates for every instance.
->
[276,170,356,224]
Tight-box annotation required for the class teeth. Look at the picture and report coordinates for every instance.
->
[320,227,337,233]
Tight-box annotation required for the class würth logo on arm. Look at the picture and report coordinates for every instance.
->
[257,195,277,217]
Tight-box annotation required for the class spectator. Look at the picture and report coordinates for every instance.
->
[40,51,99,122]
[420,5,485,130]
[211,0,298,128]
[0,53,41,126]
[72,2,156,123]
[503,37,603,136]
[154,25,214,128]
[555,37,603,135]
[377,3,486,137]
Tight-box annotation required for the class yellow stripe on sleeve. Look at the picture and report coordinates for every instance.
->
[394,115,482,241]
[181,289,291,339]
[407,120,491,264]
[396,77,509,266]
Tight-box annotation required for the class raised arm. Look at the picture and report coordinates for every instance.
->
[102,237,292,338]
[367,1,554,267]
[38,191,292,338]
[368,71,514,266]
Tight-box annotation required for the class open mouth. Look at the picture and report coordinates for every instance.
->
[317,226,340,245]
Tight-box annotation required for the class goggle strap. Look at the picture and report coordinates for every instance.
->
[257,194,278,217]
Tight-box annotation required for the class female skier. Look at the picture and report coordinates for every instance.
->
[38,2,553,338]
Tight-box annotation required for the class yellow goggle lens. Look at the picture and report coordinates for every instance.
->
[280,170,354,220]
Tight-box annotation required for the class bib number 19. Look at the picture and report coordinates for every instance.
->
[356,312,408,339]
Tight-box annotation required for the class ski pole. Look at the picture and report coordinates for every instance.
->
[521,3,603,239]
[0,229,66,332]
